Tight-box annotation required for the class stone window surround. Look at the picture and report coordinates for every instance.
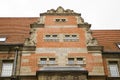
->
[38,57,57,66]
[43,34,59,42]
[43,34,79,42]
[63,34,79,42]
[67,57,86,65]
[54,18,68,22]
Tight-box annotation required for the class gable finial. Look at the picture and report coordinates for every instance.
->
[56,6,64,13]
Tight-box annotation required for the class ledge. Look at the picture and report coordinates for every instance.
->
[30,23,44,28]
[22,46,36,51]
[78,23,91,28]
[40,13,81,16]
[87,46,103,51]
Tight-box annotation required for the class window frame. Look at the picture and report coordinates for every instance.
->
[0,37,6,42]
[68,58,74,64]
[44,34,59,42]
[55,18,67,22]
[40,58,47,65]
[49,58,56,64]
[1,60,13,77]
[108,61,120,77]
[76,58,84,64]
[117,43,120,49]
[64,34,79,42]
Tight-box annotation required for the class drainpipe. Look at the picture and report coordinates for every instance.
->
[11,46,19,80]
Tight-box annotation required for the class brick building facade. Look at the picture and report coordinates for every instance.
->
[0,6,120,80]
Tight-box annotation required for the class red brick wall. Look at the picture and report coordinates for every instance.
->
[36,28,86,48]
[45,15,77,26]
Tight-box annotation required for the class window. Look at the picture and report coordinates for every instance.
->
[45,35,51,37]
[55,19,66,22]
[65,35,70,37]
[64,34,79,42]
[61,19,66,22]
[67,57,85,65]
[1,62,13,77]
[56,19,60,22]
[44,34,59,42]
[0,37,6,42]
[40,58,56,65]
[40,58,47,64]
[52,35,57,37]
[49,58,55,64]
[77,58,84,64]
[109,61,119,77]
[117,44,120,49]
[72,35,77,37]
[68,58,74,64]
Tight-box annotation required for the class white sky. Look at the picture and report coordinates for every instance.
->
[0,0,120,30]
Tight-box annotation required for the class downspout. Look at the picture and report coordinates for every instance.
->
[11,46,19,80]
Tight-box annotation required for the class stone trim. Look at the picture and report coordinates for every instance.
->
[87,46,103,51]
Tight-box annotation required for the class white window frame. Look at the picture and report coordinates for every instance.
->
[109,62,119,77]
[1,62,13,77]
[40,58,47,65]
[44,34,59,42]
[117,44,120,48]
[0,37,6,42]
[64,34,79,42]
[68,58,74,64]
[49,58,56,64]
[76,58,84,64]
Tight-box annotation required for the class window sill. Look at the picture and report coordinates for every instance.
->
[38,64,58,67]
[66,64,86,67]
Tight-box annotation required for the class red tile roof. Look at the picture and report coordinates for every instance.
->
[0,17,38,44]
[0,18,119,52]
[92,30,120,52]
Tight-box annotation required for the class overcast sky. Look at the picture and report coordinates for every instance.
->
[0,0,120,30]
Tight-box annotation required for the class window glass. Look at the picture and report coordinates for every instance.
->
[64,34,79,42]
[117,44,120,48]
[55,19,66,22]
[56,19,60,22]
[40,58,47,64]
[52,35,57,37]
[65,35,70,37]
[61,19,66,22]
[77,58,83,64]
[0,37,6,42]
[109,61,119,77]
[1,62,13,77]
[44,34,59,42]
[45,35,51,37]
[68,58,74,64]
[49,58,55,64]
[72,35,77,37]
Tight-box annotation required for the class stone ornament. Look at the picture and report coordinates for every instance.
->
[24,28,36,46]
[46,6,75,14]
[86,30,98,46]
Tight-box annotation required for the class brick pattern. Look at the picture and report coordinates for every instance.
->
[45,15,77,26]
[20,53,56,75]
[36,28,86,47]
[0,18,119,52]
[68,52,104,75]
[92,30,120,52]
[0,18,38,44]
